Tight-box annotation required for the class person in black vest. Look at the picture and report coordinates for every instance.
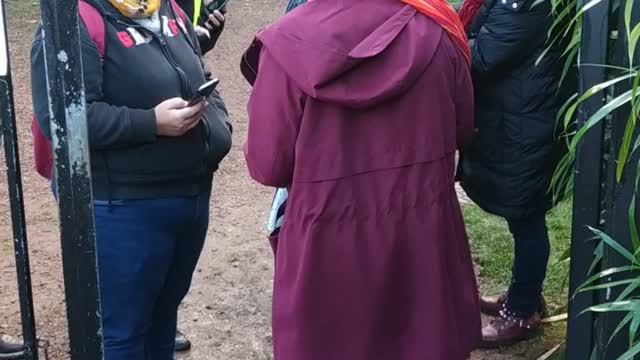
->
[30,0,232,359]
[0,335,23,360]
[457,0,570,348]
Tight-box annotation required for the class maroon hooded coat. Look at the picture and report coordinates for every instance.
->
[244,1,481,359]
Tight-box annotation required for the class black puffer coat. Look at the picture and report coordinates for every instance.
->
[460,0,569,219]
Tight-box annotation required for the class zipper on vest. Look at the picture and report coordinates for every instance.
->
[155,25,212,176]
[156,33,211,175]
[115,19,211,176]
[159,38,192,98]
[114,20,191,97]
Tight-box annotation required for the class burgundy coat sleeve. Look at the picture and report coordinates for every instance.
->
[454,56,475,150]
[243,48,305,188]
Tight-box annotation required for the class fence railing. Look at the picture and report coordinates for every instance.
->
[37,0,103,358]
[0,0,39,358]
[566,0,640,358]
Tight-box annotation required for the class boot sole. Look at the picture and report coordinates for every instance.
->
[174,343,191,352]
[480,328,543,349]
[0,351,25,360]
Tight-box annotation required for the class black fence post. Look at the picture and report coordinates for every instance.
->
[565,0,610,358]
[598,1,640,358]
[38,0,103,359]
[0,2,39,360]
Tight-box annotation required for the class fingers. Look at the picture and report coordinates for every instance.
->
[180,107,205,133]
[163,97,188,110]
[175,100,205,120]
[214,10,225,22]
[205,15,219,29]
[194,25,209,37]
[205,11,224,30]
[168,110,201,136]
[184,108,204,124]
[184,113,203,132]
[184,102,207,123]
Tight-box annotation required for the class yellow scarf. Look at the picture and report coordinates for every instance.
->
[108,0,160,18]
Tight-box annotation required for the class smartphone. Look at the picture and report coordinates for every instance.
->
[187,78,220,107]
[199,0,230,27]
[206,0,230,12]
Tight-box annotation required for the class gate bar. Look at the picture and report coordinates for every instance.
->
[0,1,39,359]
[565,0,610,357]
[598,1,640,357]
[38,0,103,358]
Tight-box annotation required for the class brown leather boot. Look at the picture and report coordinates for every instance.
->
[480,310,542,349]
[480,293,547,317]
[479,294,508,317]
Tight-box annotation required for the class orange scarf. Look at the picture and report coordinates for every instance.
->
[401,0,471,66]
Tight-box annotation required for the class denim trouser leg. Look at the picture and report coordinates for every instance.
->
[93,191,210,360]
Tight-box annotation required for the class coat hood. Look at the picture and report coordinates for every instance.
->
[255,1,444,109]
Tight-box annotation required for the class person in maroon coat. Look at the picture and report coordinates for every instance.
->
[243,0,481,358]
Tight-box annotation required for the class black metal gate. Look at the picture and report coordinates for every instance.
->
[0,1,39,358]
[0,0,103,359]
[566,0,640,358]
[38,0,104,356]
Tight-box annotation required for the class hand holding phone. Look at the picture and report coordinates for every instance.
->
[204,10,225,31]
[187,78,220,107]
[155,98,206,137]
[200,0,229,29]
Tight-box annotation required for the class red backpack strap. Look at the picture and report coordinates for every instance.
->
[78,0,106,58]
[169,0,187,24]
[32,115,53,180]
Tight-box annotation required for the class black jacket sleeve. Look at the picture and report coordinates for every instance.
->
[30,24,157,151]
[470,0,543,76]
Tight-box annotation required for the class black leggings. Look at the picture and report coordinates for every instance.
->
[505,213,551,317]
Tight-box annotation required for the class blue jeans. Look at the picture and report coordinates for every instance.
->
[506,213,550,317]
[51,181,210,359]
[96,193,210,360]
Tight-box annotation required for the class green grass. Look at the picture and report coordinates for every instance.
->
[463,200,573,313]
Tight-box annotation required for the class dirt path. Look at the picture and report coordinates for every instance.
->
[0,1,546,359]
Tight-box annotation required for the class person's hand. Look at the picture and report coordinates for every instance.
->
[154,98,206,137]
[194,25,210,38]
[204,10,225,31]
